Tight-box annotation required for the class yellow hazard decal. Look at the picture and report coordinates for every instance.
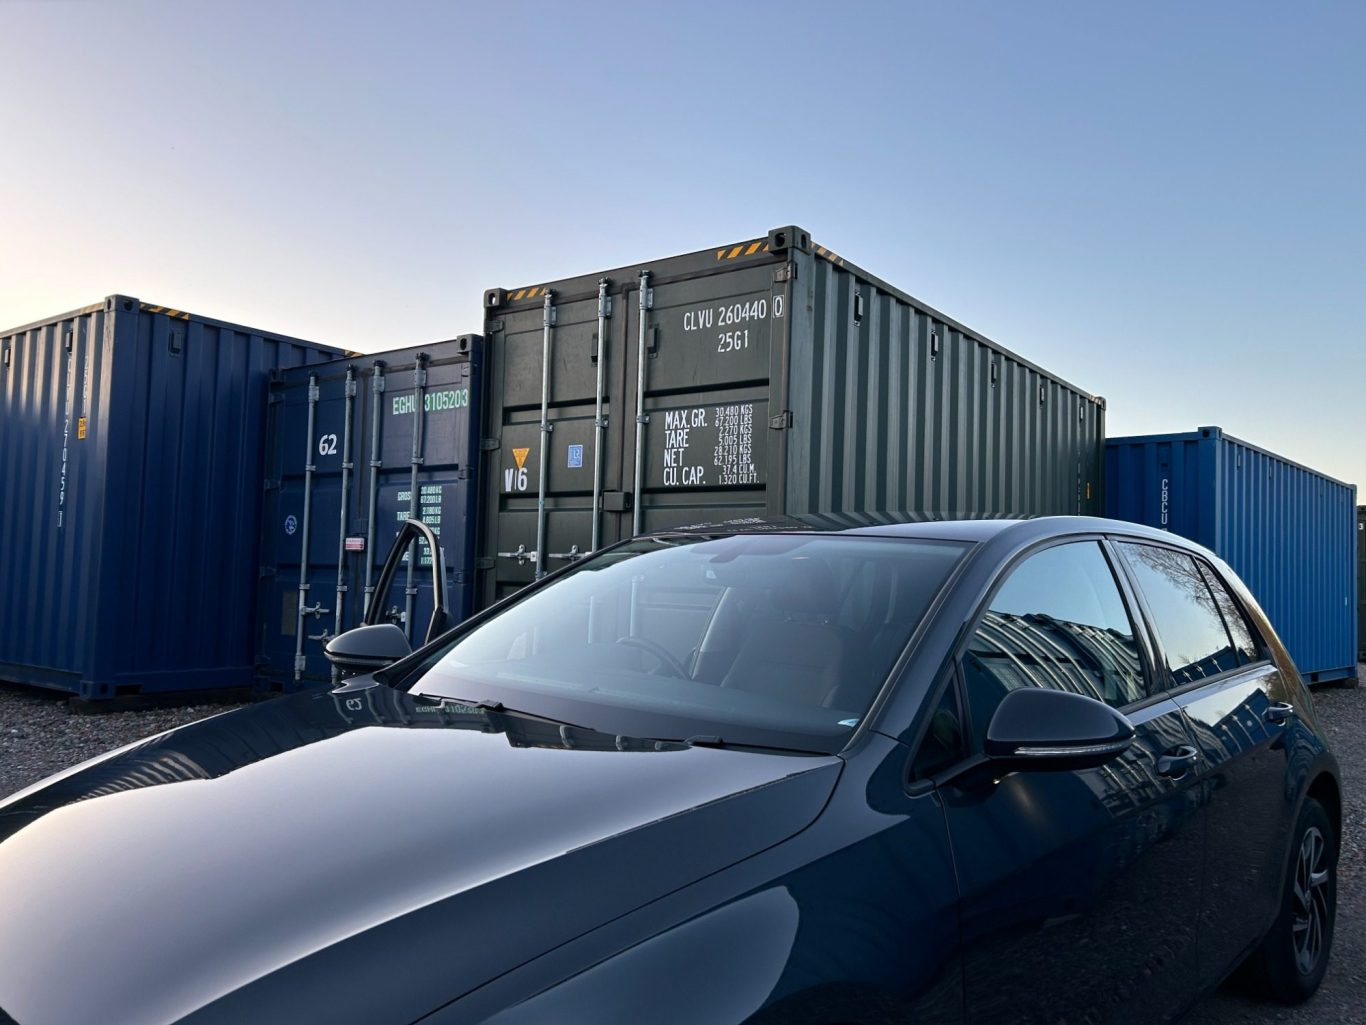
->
[77,417,88,440]
[715,240,771,261]
[512,447,530,470]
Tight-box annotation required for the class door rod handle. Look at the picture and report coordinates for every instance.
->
[1157,746,1199,780]
[1264,701,1296,725]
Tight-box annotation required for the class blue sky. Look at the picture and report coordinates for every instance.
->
[3,1,1362,487]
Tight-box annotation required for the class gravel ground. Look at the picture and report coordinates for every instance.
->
[0,687,248,798]
[1,669,1362,1023]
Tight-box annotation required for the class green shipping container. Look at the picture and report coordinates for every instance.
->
[475,226,1105,609]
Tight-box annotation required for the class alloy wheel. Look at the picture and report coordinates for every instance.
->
[1292,825,1331,976]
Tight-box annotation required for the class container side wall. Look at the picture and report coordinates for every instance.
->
[1214,433,1357,683]
[1358,506,1365,661]
[1106,429,1357,683]
[788,255,1104,520]
[0,309,111,689]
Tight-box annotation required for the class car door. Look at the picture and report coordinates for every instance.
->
[1110,541,1297,983]
[936,538,1205,1025]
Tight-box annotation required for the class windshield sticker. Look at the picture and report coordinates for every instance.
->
[838,718,859,728]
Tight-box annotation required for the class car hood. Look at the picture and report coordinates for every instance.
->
[0,686,841,1025]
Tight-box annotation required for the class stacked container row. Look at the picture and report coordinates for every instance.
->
[0,297,345,700]
[1106,427,1358,684]
[256,338,482,690]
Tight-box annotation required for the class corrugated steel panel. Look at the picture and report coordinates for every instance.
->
[477,225,1104,609]
[256,338,481,690]
[1106,426,1358,683]
[1358,506,1365,661]
[0,296,345,699]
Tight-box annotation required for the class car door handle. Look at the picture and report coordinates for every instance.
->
[1265,701,1296,725]
[1157,745,1199,780]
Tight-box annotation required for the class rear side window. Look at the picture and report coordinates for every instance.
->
[1116,543,1241,685]
[1197,563,1262,665]
[961,541,1146,747]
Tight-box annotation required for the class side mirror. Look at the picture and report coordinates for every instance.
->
[324,623,412,679]
[984,688,1135,773]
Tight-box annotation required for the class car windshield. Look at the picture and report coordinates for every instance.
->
[408,533,969,754]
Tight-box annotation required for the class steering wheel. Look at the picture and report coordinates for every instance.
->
[616,636,690,679]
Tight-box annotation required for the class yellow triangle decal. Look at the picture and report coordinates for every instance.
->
[512,447,530,470]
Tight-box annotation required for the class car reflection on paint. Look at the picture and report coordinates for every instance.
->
[0,516,1341,1025]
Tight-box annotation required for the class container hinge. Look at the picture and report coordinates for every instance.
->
[267,391,283,405]
[769,411,793,430]
[481,437,501,452]
[773,264,794,283]
[486,318,505,334]
[263,477,280,491]
[457,465,473,480]
[476,557,496,570]
[260,566,276,579]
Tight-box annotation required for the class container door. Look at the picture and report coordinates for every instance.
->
[620,263,786,535]
[480,287,627,607]
[363,349,479,647]
[258,369,359,691]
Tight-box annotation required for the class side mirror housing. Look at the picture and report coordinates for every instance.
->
[324,624,412,679]
[984,688,1135,773]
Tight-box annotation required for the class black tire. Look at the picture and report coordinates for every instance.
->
[1248,797,1337,1003]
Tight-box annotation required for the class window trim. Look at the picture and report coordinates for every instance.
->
[1193,558,1270,665]
[1106,537,1273,698]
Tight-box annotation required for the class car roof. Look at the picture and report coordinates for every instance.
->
[648,514,1206,551]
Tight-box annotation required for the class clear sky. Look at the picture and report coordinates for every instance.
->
[3,1,1362,488]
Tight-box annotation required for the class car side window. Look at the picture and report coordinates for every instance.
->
[960,541,1146,749]
[1115,542,1241,686]
[1196,561,1262,665]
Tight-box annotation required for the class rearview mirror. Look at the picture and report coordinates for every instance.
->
[984,688,1134,773]
[324,623,412,679]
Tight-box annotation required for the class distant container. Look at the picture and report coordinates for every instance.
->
[0,296,345,699]
[1106,427,1358,684]
[256,337,482,691]
[476,225,1105,608]
[1358,506,1365,662]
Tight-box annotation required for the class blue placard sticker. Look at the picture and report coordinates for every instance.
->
[284,514,298,536]
[567,444,584,469]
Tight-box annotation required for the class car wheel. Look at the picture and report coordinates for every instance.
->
[1249,797,1336,1003]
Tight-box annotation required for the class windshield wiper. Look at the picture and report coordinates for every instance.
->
[425,696,597,733]
[680,735,823,756]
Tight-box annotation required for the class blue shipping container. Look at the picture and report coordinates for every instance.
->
[1358,506,1365,661]
[0,296,346,699]
[1106,426,1358,684]
[256,337,482,691]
